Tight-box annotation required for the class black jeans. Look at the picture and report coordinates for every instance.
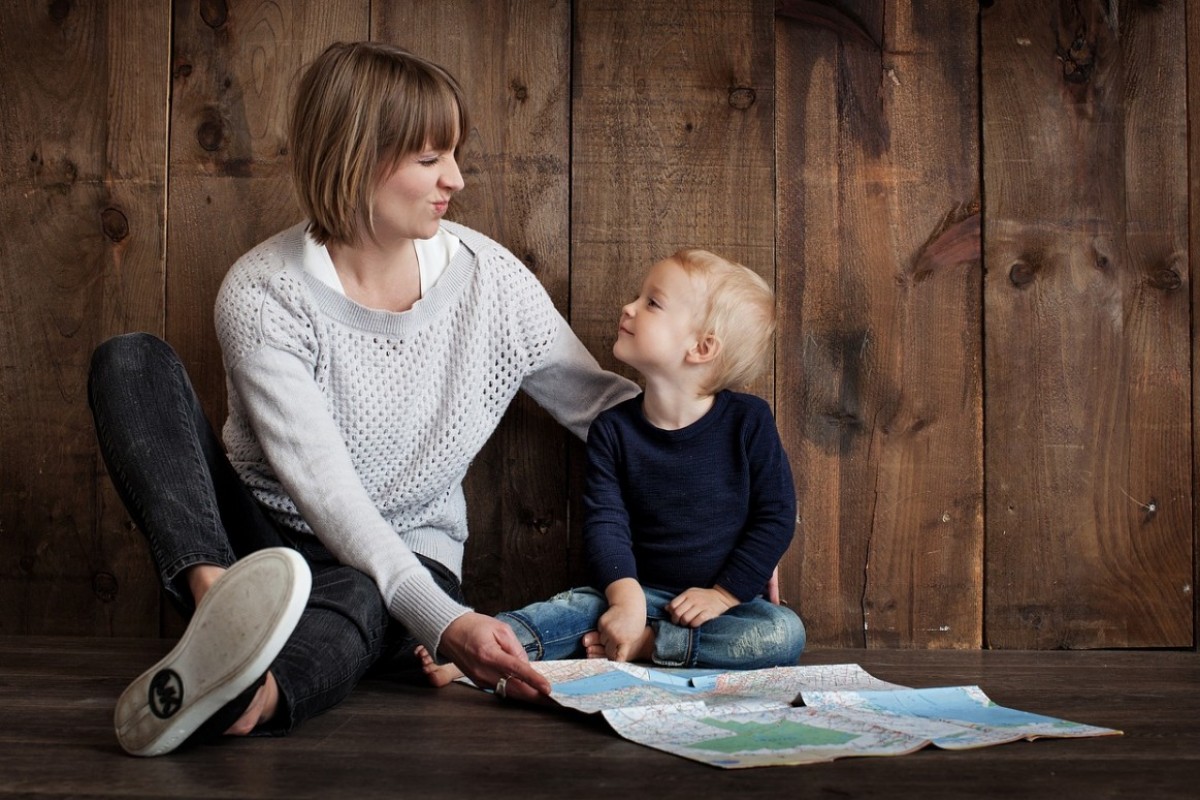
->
[88,333,462,733]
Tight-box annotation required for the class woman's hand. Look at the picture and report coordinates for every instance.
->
[665,586,738,627]
[437,612,551,702]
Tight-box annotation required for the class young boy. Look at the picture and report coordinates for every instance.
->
[423,249,803,689]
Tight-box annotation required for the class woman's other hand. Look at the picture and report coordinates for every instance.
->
[437,612,551,702]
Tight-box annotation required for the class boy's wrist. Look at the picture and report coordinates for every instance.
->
[711,584,738,607]
[605,577,645,608]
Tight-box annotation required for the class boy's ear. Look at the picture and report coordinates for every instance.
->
[686,333,721,365]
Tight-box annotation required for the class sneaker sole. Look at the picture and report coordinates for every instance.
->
[114,547,312,756]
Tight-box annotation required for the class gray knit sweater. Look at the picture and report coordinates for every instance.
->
[215,221,638,653]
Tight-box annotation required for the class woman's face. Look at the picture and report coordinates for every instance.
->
[372,142,464,244]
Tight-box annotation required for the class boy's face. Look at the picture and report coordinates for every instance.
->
[613,258,706,377]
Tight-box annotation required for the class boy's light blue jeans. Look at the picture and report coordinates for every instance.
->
[497,586,806,670]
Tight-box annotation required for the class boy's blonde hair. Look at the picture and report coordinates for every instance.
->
[672,249,776,394]
[289,41,470,246]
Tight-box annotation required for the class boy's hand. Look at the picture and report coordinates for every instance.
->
[666,586,738,628]
[597,578,649,661]
[597,603,649,661]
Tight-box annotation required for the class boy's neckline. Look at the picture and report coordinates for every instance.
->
[638,393,720,434]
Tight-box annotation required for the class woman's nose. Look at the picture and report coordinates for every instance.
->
[441,156,465,192]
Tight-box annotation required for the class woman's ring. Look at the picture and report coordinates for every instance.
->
[495,676,508,699]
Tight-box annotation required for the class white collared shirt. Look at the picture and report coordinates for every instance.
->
[302,226,462,301]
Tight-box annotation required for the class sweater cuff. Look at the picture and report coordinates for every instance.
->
[387,569,473,655]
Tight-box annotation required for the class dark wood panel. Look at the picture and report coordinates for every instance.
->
[570,0,776,586]
[2,636,1198,799]
[167,0,368,427]
[375,0,574,612]
[775,1,983,647]
[0,0,167,635]
[982,0,1192,648]
[1189,0,1200,650]
[164,0,367,634]
[572,0,776,378]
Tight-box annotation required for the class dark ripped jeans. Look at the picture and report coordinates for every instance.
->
[88,332,461,733]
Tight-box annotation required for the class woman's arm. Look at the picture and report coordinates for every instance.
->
[520,317,640,441]
[228,345,471,653]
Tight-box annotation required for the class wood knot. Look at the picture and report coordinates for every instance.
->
[197,110,224,151]
[172,60,193,80]
[510,79,529,103]
[1008,260,1038,288]
[522,511,554,535]
[48,0,71,23]
[100,207,129,242]
[1057,30,1095,84]
[93,571,119,602]
[200,0,228,29]
[728,87,756,110]
[1148,268,1181,291]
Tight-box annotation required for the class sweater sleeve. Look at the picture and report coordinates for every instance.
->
[581,414,639,588]
[217,272,471,655]
[521,317,640,441]
[714,402,798,602]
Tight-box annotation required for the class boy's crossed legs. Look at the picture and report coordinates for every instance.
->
[421,585,805,686]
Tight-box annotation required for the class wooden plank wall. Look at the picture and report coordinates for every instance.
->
[0,0,1194,651]
[777,2,983,649]
[982,0,1191,648]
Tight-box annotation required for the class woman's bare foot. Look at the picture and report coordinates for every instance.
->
[415,645,465,688]
[186,564,227,606]
[224,672,280,735]
[581,626,655,662]
[182,564,282,737]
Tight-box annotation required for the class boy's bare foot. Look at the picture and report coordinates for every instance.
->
[415,645,465,688]
[581,626,655,663]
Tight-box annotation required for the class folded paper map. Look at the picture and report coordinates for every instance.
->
[519,660,1120,769]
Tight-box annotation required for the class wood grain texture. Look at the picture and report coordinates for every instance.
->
[0,0,167,635]
[776,1,983,647]
[375,0,574,612]
[982,0,1192,648]
[3,636,1199,799]
[0,0,1195,648]
[167,0,367,428]
[571,0,775,379]
[570,0,776,585]
[1191,0,1200,651]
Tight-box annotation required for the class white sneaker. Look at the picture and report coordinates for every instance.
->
[114,547,312,756]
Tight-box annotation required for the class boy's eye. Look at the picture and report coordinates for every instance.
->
[647,298,661,309]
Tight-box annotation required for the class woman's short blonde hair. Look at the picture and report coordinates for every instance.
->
[289,41,469,245]
[672,249,776,394]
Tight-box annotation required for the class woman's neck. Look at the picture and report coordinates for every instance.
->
[327,238,421,313]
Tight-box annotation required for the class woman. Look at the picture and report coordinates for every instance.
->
[88,41,637,756]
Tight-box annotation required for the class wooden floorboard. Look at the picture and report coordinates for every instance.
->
[1,636,1197,798]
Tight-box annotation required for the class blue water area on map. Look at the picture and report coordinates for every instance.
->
[646,668,725,688]
[554,670,705,697]
[860,687,1060,727]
